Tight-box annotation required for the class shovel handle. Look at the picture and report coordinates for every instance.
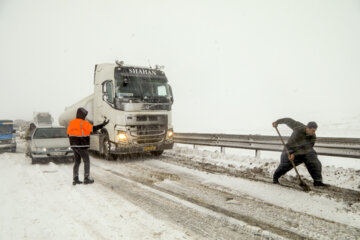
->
[274,127,302,178]
[274,127,291,158]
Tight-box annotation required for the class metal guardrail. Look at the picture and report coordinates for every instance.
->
[174,133,360,159]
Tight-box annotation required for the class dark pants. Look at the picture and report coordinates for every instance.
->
[273,149,322,182]
[72,147,90,179]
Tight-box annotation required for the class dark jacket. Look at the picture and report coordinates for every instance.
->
[68,108,105,148]
[276,118,316,155]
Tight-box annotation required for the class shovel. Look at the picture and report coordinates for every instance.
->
[275,127,310,192]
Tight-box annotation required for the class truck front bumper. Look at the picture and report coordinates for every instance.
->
[109,141,174,155]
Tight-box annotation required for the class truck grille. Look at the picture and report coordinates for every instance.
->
[126,114,167,125]
[126,114,168,144]
[129,125,166,144]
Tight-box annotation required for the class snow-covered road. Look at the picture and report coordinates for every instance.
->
[0,142,359,239]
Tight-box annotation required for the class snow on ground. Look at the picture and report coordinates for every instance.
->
[144,159,360,229]
[0,152,190,240]
[1,140,359,239]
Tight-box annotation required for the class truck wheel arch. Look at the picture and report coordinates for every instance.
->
[99,130,116,160]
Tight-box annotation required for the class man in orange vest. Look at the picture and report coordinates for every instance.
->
[67,107,109,185]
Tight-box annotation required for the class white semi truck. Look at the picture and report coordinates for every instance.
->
[59,61,174,159]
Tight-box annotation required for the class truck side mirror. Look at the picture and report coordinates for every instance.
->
[169,85,174,103]
[102,81,114,104]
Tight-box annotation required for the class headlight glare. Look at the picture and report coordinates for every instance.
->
[36,147,47,152]
[167,129,174,138]
[117,131,128,142]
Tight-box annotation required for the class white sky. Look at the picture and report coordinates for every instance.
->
[0,0,359,134]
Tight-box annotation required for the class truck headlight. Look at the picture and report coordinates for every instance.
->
[117,131,128,142]
[167,129,174,139]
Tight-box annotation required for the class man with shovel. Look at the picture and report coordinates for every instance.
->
[272,118,329,187]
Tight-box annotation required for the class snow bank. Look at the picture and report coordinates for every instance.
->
[169,144,360,191]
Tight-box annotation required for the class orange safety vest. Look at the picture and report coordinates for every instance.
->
[67,119,93,137]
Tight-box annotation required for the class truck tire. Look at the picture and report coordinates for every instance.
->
[151,150,164,157]
[101,135,117,161]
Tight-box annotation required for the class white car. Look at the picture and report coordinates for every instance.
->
[27,127,73,164]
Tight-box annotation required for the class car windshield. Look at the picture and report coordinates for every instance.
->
[0,125,11,134]
[33,128,67,139]
[115,76,170,99]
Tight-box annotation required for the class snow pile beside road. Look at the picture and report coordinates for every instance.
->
[167,145,360,191]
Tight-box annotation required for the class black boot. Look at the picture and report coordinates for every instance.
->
[273,175,279,184]
[84,177,94,184]
[72,176,83,185]
[313,181,329,187]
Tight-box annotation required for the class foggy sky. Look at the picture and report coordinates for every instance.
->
[1,0,359,135]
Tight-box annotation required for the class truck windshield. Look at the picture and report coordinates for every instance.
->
[0,126,11,134]
[115,77,170,99]
[33,128,67,139]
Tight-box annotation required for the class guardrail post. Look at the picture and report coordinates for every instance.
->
[193,144,198,150]
[255,149,261,159]
[221,146,225,154]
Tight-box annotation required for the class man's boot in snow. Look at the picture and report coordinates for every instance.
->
[72,176,83,185]
[84,177,94,184]
[313,181,329,187]
[273,176,279,184]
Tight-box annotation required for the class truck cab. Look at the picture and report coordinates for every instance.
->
[0,120,17,152]
[93,63,174,158]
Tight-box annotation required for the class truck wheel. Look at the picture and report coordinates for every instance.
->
[151,150,164,157]
[102,136,117,161]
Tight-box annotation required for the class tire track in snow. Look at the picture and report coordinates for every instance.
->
[91,161,305,240]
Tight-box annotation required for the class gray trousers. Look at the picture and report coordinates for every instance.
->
[72,147,90,179]
[273,149,322,182]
